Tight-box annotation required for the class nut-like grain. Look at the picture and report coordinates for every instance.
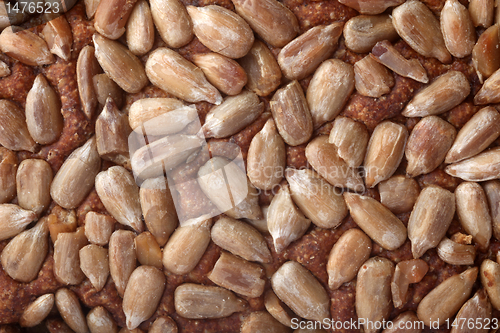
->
[77,45,101,119]
[441,0,476,58]
[16,159,52,215]
[445,147,500,181]
[344,14,398,53]
[19,294,54,328]
[94,0,138,39]
[451,289,492,333]
[55,288,89,333]
[93,73,124,107]
[126,0,154,56]
[391,259,428,308]
[149,0,193,48]
[0,26,55,66]
[108,230,137,297]
[472,24,500,81]
[264,290,296,327]
[0,99,36,153]
[41,14,73,61]
[328,116,369,168]
[84,212,115,246]
[378,175,420,214]
[0,147,17,204]
[469,0,494,28]
[483,180,500,240]
[79,244,109,291]
[0,60,10,77]
[87,306,118,333]
[0,204,37,241]
[53,227,88,285]
[354,55,395,98]
[47,207,78,244]
[474,67,500,104]
[134,232,162,269]
[480,259,500,310]
[437,237,476,266]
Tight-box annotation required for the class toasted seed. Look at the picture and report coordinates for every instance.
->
[441,0,476,58]
[408,185,455,259]
[344,14,398,53]
[211,216,271,263]
[392,0,451,63]
[55,288,89,333]
[354,55,394,98]
[286,168,347,229]
[247,119,286,190]
[382,311,422,333]
[241,311,291,333]
[327,228,372,290]
[0,99,36,153]
[378,175,420,214]
[402,71,470,117]
[126,0,154,56]
[338,0,404,14]
[371,40,428,83]
[483,180,500,240]
[53,227,88,285]
[149,317,178,333]
[417,268,478,326]
[79,244,109,291]
[77,45,101,119]
[16,159,52,215]
[192,53,247,96]
[364,121,408,188]
[328,116,369,168]
[356,257,394,333]
[150,0,193,48]
[474,67,500,104]
[0,147,17,204]
[405,116,457,177]
[85,0,100,18]
[1,218,49,283]
[145,47,222,104]
[84,211,115,246]
[0,204,37,241]
[87,306,118,333]
[93,73,123,107]
[19,294,54,328]
[174,283,248,319]
[437,237,476,265]
[472,24,500,82]
[47,207,78,244]
[268,185,311,253]
[278,23,342,81]
[94,0,138,39]
[202,90,264,139]
[198,156,262,220]
[95,166,143,232]
[344,193,407,251]
[0,26,55,66]
[0,60,10,77]
[391,259,428,308]
[50,137,101,209]
[306,136,364,191]
[306,59,354,128]
[480,259,500,310]
[271,261,330,322]
[264,290,296,327]
[231,0,299,47]
[270,80,313,146]
[41,14,73,61]
[469,0,494,28]
[451,289,492,333]
[163,219,212,275]
[109,230,137,297]
[445,147,500,181]
[123,266,166,329]
[134,232,162,269]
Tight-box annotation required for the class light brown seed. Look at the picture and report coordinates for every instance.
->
[0,60,10,77]
[378,175,420,214]
[123,266,166,329]
[192,53,248,96]
[240,311,291,333]
[338,0,404,14]
[84,211,115,246]
[474,67,500,104]
[405,116,457,177]
[472,24,500,82]
[437,237,476,265]
[391,259,428,308]
[93,73,123,107]
[50,137,101,209]
[382,311,422,333]
[134,232,162,269]
[328,116,369,168]
[145,47,222,104]
[79,244,109,291]
[441,0,476,58]
[77,45,101,119]
[344,14,398,53]
[354,55,395,98]
[0,204,37,241]
[417,268,478,326]
[202,90,264,139]
[94,0,138,39]
[364,121,408,188]
[55,288,89,333]
[392,0,451,63]
[53,227,88,285]
[231,0,299,47]
[1,218,49,283]
[445,147,500,181]
[480,259,500,310]
[47,207,78,244]
[109,230,137,297]
[85,0,100,18]
[163,219,212,275]
[0,99,36,153]
[483,180,500,240]
[278,23,342,81]
[370,40,428,84]
[327,228,372,290]
[344,193,407,251]
[306,59,355,128]
[446,107,500,164]
[211,216,271,263]
[19,294,54,328]
[41,14,73,61]
[16,159,52,215]
[469,0,494,28]
[149,316,178,333]
[174,283,248,319]
[87,306,118,333]
[0,147,17,204]
[264,290,296,327]
[95,166,143,232]
[0,26,55,66]
[356,257,394,333]
[402,71,470,117]
[271,261,330,322]
[126,0,154,56]
[451,289,492,333]
[150,0,193,48]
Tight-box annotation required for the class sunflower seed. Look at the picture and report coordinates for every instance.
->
[391,259,428,308]
[150,0,193,48]
[0,99,36,153]
[437,237,476,266]
[55,288,89,333]
[0,26,54,66]
[441,0,476,58]
[344,14,398,53]
[53,227,88,285]
[94,0,138,39]
[0,147,17,204]
[79,244,109,292]
[126,0,154,56]
[109,230,137,297]
[19,294,54,328]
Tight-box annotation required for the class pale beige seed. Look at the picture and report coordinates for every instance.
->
[483,180,500,240]
[445,147,500,181]
[93,73,123,107]
[94,0,138,39]
[405,116,457,177]
[77,45,100,119]
[391,259,428,309]
[327,228,372,290]
[174,283,247,319]
[441,0,476,58]
[451,289,492,333]
[240,311,291,333]
[41,14,73,61]
[0,99,36,153]
[469,0,494,28]
[25,74,63,145]
[150,0,193,48]
[264,290,296,327]
[278,23,343,81]
[123,266,166,329]
[338,0,404,14]
[55,288,89,333]
[0,147,17,204]
[1,218,49,283]
[364,121,408,188]
[392,0,451,63]
[344,14,398,53]
[328,116,369,168]
[344,193,407,251]
[50,137,101,209]
[163,219,212,275]
[16,159,52,215]
[378,175,420,214]
[53,227,88,285]
[20,294,54,328]
[87,306,118,333]
[149,316,178,333]
[270,80,313,146]
[211,216,271,263]
[79,244,109,291]
[271,261,330,322]
[437,237,476,266]
[417,268,478,326]
[0,60,10,77]
[134,232,162,269]
[47,208,78,244]
[480,259,500,310]
[474,67,500,104]
[126,0,154,56]
[85,0,100,18]
[109,230,137,297]
[402,71,470,117]
[306,59,355,129]
[382,311,422,333]
[84,211,115,246]
[0,26,55,66]
[0,204,37,241]
[472,24,500,82]
[354,55,395,98]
